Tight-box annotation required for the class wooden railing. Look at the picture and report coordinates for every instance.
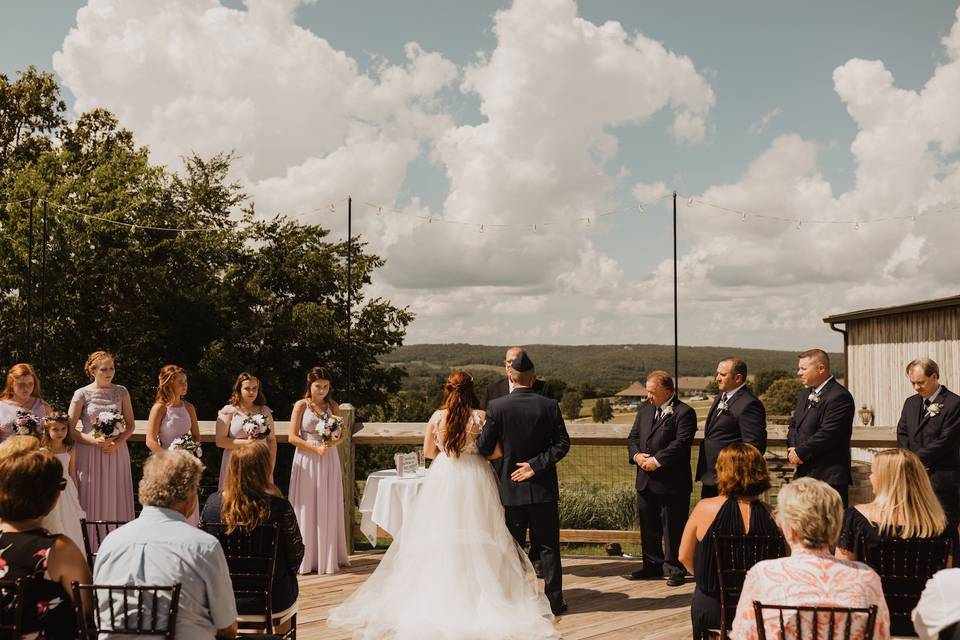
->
[125,408,897,552]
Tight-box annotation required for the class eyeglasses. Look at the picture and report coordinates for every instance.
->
[58,478,67,492]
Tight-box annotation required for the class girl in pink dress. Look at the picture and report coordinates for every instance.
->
[0,363,51,441]
[288,366,349,574]
[146,365,202,526]
[215,372,277,490]
[68,351,136,525]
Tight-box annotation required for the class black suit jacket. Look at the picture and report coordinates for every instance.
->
[696,387,767,485]
[896,387,960,480]
[481,377,552,410]
[476,387,570,506]
[627,396,697,495]
[786,377,855,486]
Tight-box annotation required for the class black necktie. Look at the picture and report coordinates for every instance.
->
[921,398,931,421]
[654,407,662,423]
[721,392,728,404]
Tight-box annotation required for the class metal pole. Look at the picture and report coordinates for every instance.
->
[673,191,678,381]
[346,196,353,398]
[40,200,48,373]
[26,198,34,361]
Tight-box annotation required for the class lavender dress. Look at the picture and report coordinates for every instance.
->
[289,404,349,574]
[71,385,135,525]
[217,404,272,490]
[157,404,200,526]
[0,397,46,441]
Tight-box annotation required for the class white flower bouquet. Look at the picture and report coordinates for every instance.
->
[92,410,126,439]
[317,414,344,445]
[242,413,271,439]
[169,434,202,458]
[14,410,42,436]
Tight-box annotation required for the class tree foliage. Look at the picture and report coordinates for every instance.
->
[754,368,794,396]
[591,397,614,423]
[760,378,804,417]
[560,390,583,420]
[0,67,412,418]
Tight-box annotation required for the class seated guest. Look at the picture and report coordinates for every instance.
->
[730,478,890,640]
[0,433,40,459]
[95,451,237,639]
[679,443,781,640]
[0,449,91,639]
[837,448,957,564]
[913,568,960,640]
[202,441,304,631]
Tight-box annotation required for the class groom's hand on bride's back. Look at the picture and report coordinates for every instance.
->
[510,461,535,482]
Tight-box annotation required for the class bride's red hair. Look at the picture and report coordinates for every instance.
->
[439,371,479,457]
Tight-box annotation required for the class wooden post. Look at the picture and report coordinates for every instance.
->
[339,403,356,554]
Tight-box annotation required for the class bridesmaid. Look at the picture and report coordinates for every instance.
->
[288,366,349,574]
[146,364,202,525]
[68,351,136,524]
[0,363,51,441]
[215,372,276,490]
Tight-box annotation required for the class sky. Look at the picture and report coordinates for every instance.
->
[3,0,960,351]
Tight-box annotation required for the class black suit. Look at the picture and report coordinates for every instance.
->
[786,377,855,505]
[897,386,960,525]
[696,387,767,498]
[476,387,570,610]
[627,396,697,576]
[481,377,552,410]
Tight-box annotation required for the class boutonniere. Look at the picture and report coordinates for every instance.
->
[808,391,821,405]
[926,402,943,418]
[716,400,729,414]
[661,405,674,418]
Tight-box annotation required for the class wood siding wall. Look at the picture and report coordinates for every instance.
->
[847,307,960,427]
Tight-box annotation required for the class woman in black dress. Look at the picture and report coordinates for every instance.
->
[679,443,782,640]
[0,448,92,639]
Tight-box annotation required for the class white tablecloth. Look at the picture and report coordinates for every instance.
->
[359,469,427,546]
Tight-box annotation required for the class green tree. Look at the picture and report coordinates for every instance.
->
[760,378,805,417]
[705,380,720,395]
[0,68,412,417]
[542,376,567,401]
[592,397,614,423]
[754,368,794,396]
[560,389,583,420]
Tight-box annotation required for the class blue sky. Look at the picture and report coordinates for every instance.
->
[3,1,959,349]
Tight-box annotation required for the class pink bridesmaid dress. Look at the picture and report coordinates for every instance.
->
[71,385,136,526]
[157,404,200,526]
[289,405,349,574]
[217,404,272,490]
[0,397,46,442]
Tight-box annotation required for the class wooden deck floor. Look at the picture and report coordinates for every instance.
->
[295,552,695,639]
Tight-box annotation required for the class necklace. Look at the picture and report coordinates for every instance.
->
[308,399,329,417]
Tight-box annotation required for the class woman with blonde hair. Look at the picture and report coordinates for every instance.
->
[146,365,202,525]
[0,363,51,442]
[201,441,303,632]
[215,372,276,489]
[68,350,136,524]
[837,449,955,562]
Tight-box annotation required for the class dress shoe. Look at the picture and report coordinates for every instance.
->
[551,602,568,615]
[666,574,685,587]
[626,567,662,580]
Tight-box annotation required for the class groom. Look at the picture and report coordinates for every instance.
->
[477,350,571,615]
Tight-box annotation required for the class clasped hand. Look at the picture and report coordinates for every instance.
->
[511,462,535,482]
[634,453,658,472]
[787,448,803,465]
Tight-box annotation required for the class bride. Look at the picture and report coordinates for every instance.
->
[327,371,558,639]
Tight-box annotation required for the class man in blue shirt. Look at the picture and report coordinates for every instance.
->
[95,451,237,638]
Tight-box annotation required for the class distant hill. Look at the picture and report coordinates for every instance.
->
[380,343,843,394]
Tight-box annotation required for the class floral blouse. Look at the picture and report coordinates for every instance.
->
[0,529,77,639]
[730,547,890,640]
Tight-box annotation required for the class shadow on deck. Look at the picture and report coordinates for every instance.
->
[294,553,695,639]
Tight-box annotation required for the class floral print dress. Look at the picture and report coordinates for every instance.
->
[0,529,77,639]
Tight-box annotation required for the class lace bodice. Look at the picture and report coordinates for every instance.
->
[430,410,484,455]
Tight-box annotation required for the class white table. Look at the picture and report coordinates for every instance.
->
[358,469,427,546]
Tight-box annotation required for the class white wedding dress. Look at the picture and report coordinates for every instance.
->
[327,409,558,640]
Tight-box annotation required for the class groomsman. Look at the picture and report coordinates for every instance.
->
[896,358,960,526]
[481,345,552,409]
[627,371,697,586]
[787,349,855,506]
[696,357,767,498]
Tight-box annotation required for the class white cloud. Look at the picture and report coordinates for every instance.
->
[748,107,783,136]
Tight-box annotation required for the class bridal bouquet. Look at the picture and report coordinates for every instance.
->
[242,413,271,439]
[317,414,344,445]
[14,410,43,437]
[92,410,126,439]
[169,434,203,458]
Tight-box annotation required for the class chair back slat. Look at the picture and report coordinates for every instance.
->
[0,578,25,638]
[79,519,128,568]
[72,582,181,639]
[753,602,879,640]
[712,533,787,638]
[200,523,282,636]
[860,535,951,637]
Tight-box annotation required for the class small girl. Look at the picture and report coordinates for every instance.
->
[41,411,86,549]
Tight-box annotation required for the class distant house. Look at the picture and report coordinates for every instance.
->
[615,376,716,404]
[615,381,647,406]
[823,294,960,427]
